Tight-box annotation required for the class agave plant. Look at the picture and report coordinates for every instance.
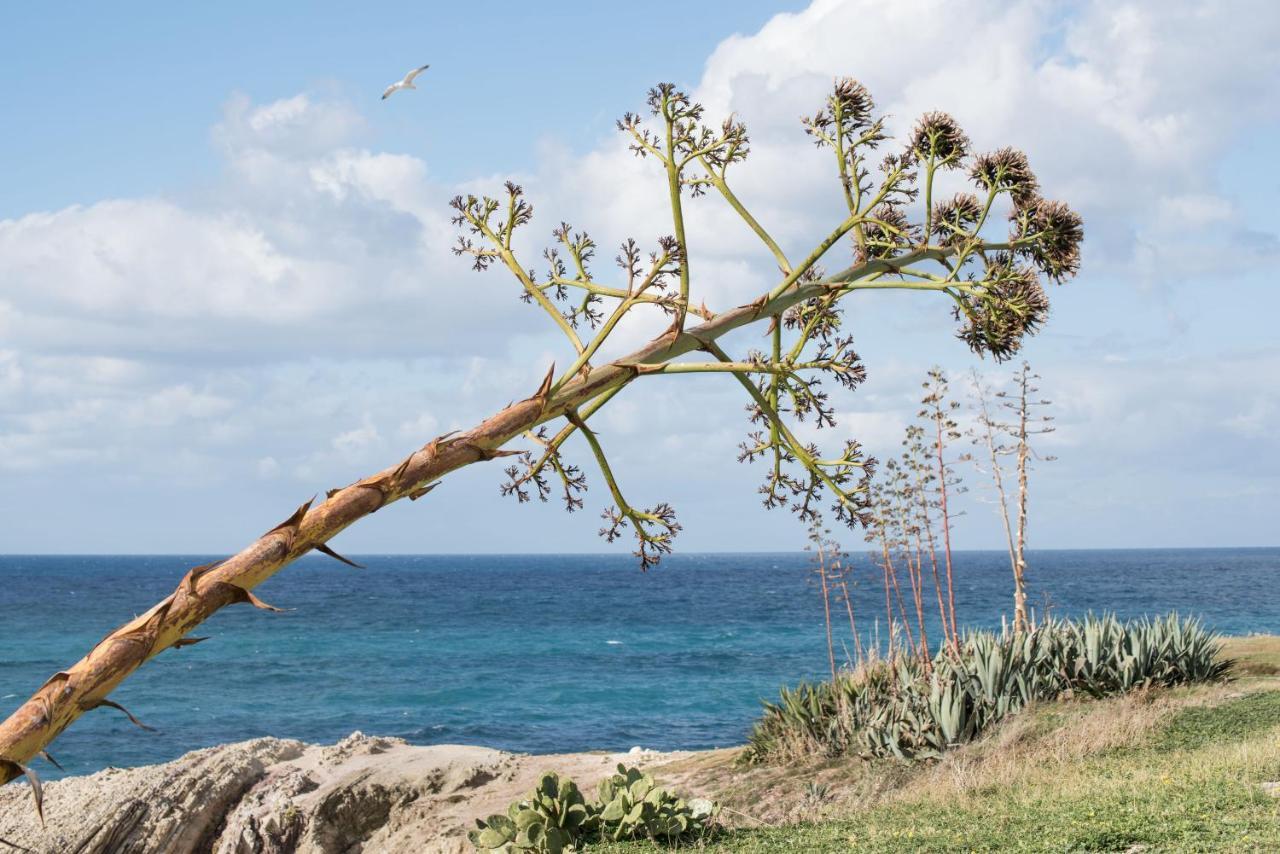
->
[745,613,1231,764]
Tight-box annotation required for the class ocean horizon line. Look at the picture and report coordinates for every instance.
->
[4,545,1279,559]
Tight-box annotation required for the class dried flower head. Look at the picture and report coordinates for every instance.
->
[969,148,1039,204]
[783,297,843,342]
[910,112,970,166]
[955,258,1049,360]
[860,204,921,260]
[832,78,875,128]
[803,77,883,151]
[931,192,983,243]
[1013,197,1084,281]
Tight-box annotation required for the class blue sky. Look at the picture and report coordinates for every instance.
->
[0,2,802,215]
[2,0,1278,554]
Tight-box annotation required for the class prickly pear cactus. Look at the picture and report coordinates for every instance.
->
[595,764,719,842]
[469,772,594,853]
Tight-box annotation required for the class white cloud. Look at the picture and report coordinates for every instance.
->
[256,456,281,479]
[214,93,366,159]
[331,416,382,456]
[396,412,439,440]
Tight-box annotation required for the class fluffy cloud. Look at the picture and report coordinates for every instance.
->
[541,0,1280,296]
[0,94,513,364]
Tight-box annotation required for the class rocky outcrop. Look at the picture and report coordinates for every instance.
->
[0,734,695,853]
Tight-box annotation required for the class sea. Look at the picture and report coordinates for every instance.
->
[1,549,1277,779]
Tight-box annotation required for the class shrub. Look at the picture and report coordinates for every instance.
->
[744,613,1232,764]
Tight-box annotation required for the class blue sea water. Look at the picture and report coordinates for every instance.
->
[1,549,1277,779]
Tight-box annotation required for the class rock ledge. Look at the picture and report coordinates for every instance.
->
[0,734,693,853]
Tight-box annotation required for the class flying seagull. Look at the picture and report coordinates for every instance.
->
[382,64,429,100]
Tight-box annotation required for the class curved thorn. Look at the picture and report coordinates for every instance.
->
[266,497,314,537]
[0,760,43,827]
[422,430,459,455]
[84,698,156,732]
[465,442,521,461]
[37,672,71,695]
[315,543,363,569]
[408,481,440,501]
[242,589,285,612]
[184,561,223,594]
[390,454,414,484]
[212,582,286,613]
[532,362,556,403]
[171,636,209,649]
[37,750,62,772]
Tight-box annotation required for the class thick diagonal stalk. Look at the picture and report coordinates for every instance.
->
[0,248,963,785]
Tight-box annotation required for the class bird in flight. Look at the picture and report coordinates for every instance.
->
[382,64,430,100]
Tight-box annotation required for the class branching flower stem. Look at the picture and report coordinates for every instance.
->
[660,94,693,330]
[695,156,792,275]
[473,219,585,354]
[507,383,629,496]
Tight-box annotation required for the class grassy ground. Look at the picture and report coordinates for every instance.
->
[603,635,1280,853]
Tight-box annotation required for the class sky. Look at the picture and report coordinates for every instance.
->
[1,0,1278,554]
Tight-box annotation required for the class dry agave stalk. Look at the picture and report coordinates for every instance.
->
[971,361,1056,632]
[916,367,966,649]
[806,530,840,683]
[806,527,862,680]
[866,367,968,662]
[864,476,917,660]
[0,78,1082,817]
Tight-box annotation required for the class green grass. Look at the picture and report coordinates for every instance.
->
[1147,690,1280,752]
[596,637,1280,853]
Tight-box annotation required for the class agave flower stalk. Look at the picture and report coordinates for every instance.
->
[865,480,915,659]
[886,459,932,660]
[0,78,1081,815]
[834,551,864,663]
[970,362,1056,631]
[810,532,839,682]
[971,369,1021,626]
[920,368,966,648]
[903,424,954,652]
